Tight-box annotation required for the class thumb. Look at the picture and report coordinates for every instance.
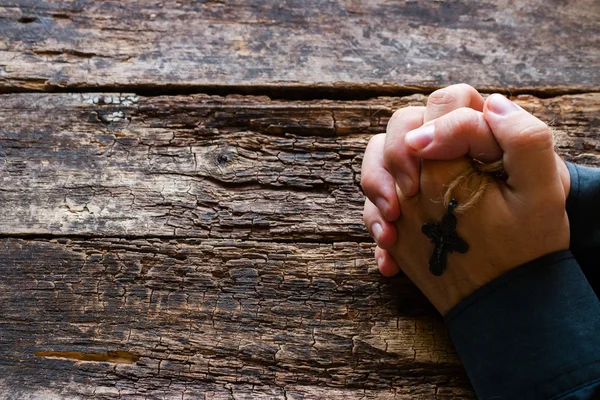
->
[483,94,559,196]
[405,107,502,163]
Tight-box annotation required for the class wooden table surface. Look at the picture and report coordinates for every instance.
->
[1,1,599,399]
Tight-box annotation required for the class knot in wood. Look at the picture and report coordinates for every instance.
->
[216,152,233,165]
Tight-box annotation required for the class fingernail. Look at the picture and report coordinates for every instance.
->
[371,222,383,242]
[405,124,435,150]
[376,256,383,268]
[396,173,413,195]
[374,197,390,218]
[487,94,520,116]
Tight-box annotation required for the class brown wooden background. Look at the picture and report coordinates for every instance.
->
[1,1,599,399]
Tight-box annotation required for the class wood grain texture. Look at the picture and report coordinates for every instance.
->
[2,0,599,397]
[0,0,599,93]
[1,93,599,239]
[1,92,599,398]
[0,237,467,399]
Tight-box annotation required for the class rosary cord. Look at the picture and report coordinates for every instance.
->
[443,159,505,213]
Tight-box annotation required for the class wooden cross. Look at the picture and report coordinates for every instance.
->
[421,198,469,276]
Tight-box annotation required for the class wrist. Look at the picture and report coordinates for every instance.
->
[424,267,504,316]
[433,246,571,316]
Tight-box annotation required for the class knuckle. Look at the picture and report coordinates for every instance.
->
[359,172,367,190]
[451,107,480,131]
[363,134,384,163]
[360,171,375,194]
[439,107,480,139]
[509,123,554,150]
[427,88,458,107]
[360,164,374,188]
[383,136,406,172]
[382,142,399,171]
[454,83,478,95]
[387,106,422,129]
[365,133,383,153]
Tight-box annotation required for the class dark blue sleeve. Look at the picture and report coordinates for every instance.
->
[445,251,600,400]
[566,162,600,298]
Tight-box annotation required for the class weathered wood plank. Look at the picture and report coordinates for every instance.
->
[1,93,599,240]
[1,92,598,397]
[0,237,472,399]
[2,2,597,398]
[0,0,598,92]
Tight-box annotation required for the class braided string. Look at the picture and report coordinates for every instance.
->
[443,159,505,213]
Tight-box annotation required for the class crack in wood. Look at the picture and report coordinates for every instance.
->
[0,233,373,244]
[1,0,599,100]
[0,83,597,100]
[34,350,141,364]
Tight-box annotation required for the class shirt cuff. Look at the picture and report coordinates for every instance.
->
[566,161,580,219]
[565,162,600,299]
[445,250,600,400]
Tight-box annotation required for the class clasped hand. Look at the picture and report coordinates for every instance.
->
[361,85,570,315]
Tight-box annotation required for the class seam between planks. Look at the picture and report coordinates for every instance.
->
[0,83,598,101]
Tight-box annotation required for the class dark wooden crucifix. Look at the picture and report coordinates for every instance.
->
[422,198,469,276]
